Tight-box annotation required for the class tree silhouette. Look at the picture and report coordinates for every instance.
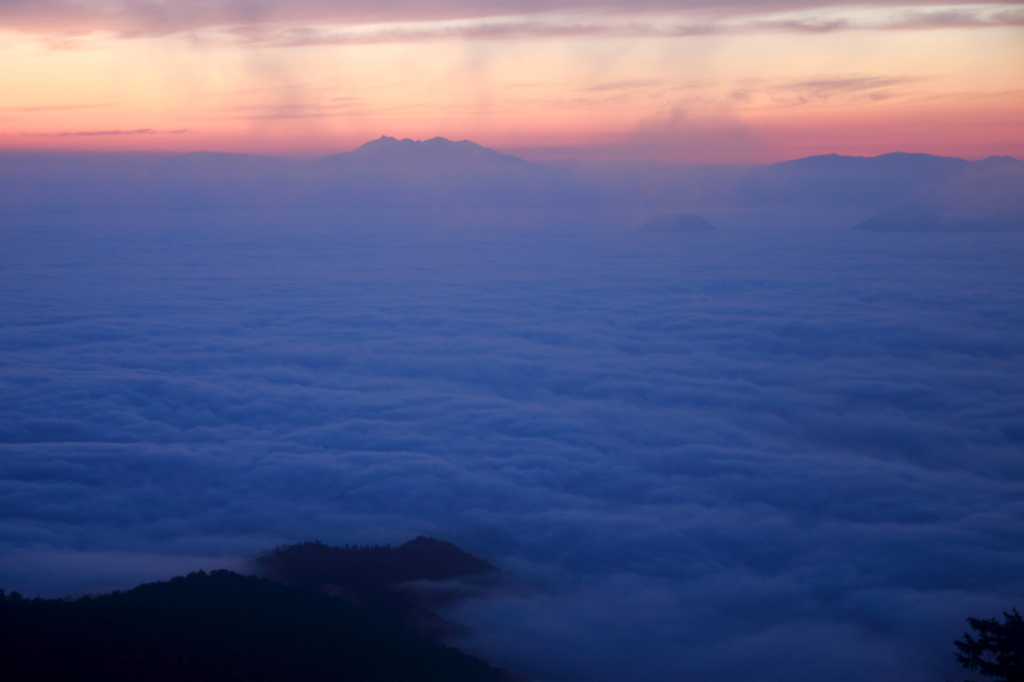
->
[954,608,1024,682]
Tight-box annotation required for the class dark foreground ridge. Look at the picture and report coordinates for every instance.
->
[0,541,511,682]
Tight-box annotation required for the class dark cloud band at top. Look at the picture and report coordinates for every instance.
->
[216,5,1024,49]
[1,0,1021,36]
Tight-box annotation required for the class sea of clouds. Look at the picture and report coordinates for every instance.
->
[1,207,1022,681]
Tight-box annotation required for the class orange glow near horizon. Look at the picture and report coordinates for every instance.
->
[2,7,1023,163]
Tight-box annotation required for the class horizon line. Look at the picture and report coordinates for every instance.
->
[0,136,1019,166]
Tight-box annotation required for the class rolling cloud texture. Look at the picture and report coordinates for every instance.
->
[1,192,1022,681]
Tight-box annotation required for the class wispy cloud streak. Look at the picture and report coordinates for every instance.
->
[1,1,1021,40]
[18,128,191,137]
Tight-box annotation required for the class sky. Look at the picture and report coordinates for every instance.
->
[1,0,1023,162]
[1,210,1022,682]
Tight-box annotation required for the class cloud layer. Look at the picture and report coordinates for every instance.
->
[1,208,1023,681]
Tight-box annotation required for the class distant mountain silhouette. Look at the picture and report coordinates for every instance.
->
[303,136,574,208]
[0,569,510,682]
[638,213,715,232]
[854,205,1024,231]
[320,136,530,168]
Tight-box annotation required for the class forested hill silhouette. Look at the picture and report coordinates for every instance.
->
[0,569,509,682]
[257,536,498,589]
[254,537,501,635]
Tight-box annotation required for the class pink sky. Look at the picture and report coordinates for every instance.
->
[1,1,1022,163]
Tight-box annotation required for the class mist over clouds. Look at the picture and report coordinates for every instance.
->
[1,206,1022,681]
[2,143,1021,215]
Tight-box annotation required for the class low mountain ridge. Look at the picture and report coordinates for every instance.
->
[854,205,1024,231]
[638,213,715,232]
[737,151,972,208]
